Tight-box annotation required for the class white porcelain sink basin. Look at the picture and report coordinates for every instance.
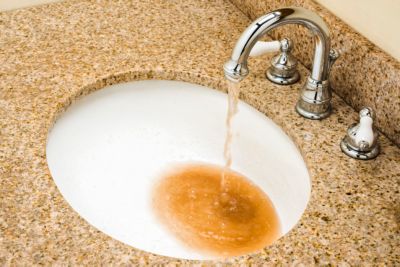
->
[46,80,311,260]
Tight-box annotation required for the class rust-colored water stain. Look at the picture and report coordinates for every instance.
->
[152,163,281,257]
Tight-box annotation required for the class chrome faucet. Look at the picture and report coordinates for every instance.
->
[224,7,339,120]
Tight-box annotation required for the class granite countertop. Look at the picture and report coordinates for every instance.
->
[0,0,399,265]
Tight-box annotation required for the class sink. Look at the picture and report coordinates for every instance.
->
[46,80,311,260]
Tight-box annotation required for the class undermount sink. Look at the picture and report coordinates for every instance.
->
[46,80,311,260]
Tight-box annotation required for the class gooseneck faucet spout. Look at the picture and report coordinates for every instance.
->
[224,7,339,120]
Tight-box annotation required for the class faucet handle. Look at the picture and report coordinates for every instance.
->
[249,38,299,85]
[266,38,300,85]
[340,107,380,160]
[250,40,281,56]
[327,49,340,77]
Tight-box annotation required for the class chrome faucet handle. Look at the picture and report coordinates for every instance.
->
[327,49,340,75]
[266,38,300,85]
[249,38,300,85]
[340,107,380,160]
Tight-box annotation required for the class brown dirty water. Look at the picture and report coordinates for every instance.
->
[152,163,281,257]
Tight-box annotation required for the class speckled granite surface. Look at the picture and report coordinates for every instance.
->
[229,0,400,147]
[0,0,399,265]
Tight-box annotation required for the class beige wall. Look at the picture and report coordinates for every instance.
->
[315,0,400,61]
[0,0,60,11]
